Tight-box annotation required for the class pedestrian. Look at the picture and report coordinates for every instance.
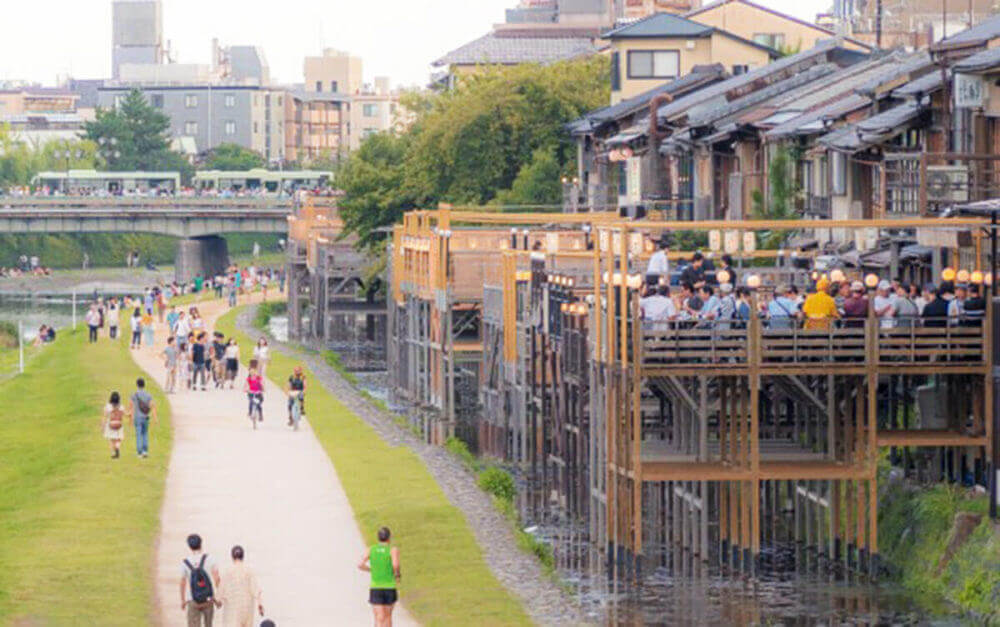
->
[142,309,156,347]
[180,534,222,627]
[225,340,240,389]
[102,391,126,459]
[127,377,156,458]
[163,336,179,393]
[220,546,264,627]
[176,312,191,352]
[286,366,306,425]
[191,308,205,334]
[85,304,101,343]
[192,333,209,391]
[130,307,143,349]
[253,338,270,379]
[167,305,180,335]
[260,273,269,302]
[358,527,401,627]
[108,298,120,340]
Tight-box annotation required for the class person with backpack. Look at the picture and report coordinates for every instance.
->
[102,391,126,459]
[127,378,156,458]
[180,534,222,627]
[358,527,401,627]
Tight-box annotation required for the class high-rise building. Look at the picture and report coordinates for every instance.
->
[112,0,164,79]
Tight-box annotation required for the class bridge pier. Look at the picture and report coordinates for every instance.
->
[175,236,230,283]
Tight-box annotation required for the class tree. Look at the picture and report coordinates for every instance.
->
[82,89,175,171]
[751,144,800,249]
[0,124,97,187]
[202,143,265,171]
[337,56,609,246]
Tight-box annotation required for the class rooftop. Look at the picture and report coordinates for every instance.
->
[433,32,599,67]
[602,12,714,39]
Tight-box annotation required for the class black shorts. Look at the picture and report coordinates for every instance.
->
[369,588,397,606]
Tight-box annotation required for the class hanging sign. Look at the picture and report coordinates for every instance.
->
[955,73,984,108]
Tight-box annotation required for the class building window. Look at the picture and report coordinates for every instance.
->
[315,81,323,92]
[626,50,679,80]
[184,121,198,135]
[331,81,338,92]
[185,94,198,108]
[151,94,164,108]
[225,121,236,135]
[610,51,621,91]
[753,33,786,48]
[732,64,749,75]
[254,121,259,133]
[224,94,236,108]
[363,104,378,117]
[277,96,282,106]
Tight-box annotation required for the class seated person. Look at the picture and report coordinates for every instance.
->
[640,285,677,322]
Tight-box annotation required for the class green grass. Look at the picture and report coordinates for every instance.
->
[0,325,172,625]
[215,306,531,626]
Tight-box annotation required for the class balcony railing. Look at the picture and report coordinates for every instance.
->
[801,193,831,218]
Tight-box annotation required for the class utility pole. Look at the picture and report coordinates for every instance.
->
[876,0,883,47]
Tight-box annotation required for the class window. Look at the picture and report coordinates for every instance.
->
[151,94,164,108]
[627,50,679,79]
[731,64,749,75]
[831,152,847,195]
[224,94,235,108]
[253,121,259,134]
[277,96,282,106]
[315,81,323,92]
[184,121,198,135]
[753,33,785,48]
[225,121,236,135]
[363,104,378,117]
[331,81,338,92]
[610,51,621,91]
[185,94,198,108]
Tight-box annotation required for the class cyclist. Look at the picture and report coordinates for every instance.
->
[243,359,264,426]
[286,367,306,427]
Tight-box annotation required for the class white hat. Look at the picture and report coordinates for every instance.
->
[851,281,864,291]
[719,282,733,293]
[877,280,890,291]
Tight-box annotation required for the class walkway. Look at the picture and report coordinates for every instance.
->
[129,299,415,626]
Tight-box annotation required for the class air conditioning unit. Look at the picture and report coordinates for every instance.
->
[926,165,969,203]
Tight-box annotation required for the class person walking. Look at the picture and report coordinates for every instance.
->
[220,546,263,627]
[162,336,179,393]
[252,338,270,379]
[85,304,101,343]
[212,333,228,388]
[127,377,156,458]
[142,309,155,347]
[130,307,143,349]
[102,391,126,459]
[180,534,222,627]
[108,298,121,340]
[358,527,401,627]
[225,340,240,389]
[192,333,209,391]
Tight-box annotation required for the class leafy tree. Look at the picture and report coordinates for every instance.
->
[82,89,175,171]
[0,124,96,187]
[493,146,564,208]
[202,143,265,171]
[751,144,800,249]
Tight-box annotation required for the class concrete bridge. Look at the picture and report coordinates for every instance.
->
[0,197,292,280]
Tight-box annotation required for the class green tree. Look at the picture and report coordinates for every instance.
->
[82,89,174,171]
[0,124,97,187]
[202,143,265,170]
[751,144,800,249]
[493,146,564,208]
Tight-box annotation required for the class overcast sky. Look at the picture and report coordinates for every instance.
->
[1,0,827,88]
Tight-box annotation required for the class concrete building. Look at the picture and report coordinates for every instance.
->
[0,87,84,148]
[112,0,164,79]
[96,84,286,162]
[284,91,350,162]
[304,49,363,96]
[603,12,778,103]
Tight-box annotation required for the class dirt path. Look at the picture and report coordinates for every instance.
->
[129,299,415,626]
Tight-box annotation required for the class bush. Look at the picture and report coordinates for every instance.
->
[477,467,515,504]
[253,301,287,331]
[0,321,17,349]
[445,436,477,471]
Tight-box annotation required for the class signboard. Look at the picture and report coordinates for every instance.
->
[709,230,722,251]
[955,73,984,108]
[626,157,642,204]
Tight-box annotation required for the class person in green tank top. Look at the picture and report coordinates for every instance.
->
[358,527,401,626]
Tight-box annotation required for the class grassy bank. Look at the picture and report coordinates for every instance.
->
[216,306,531,626]
[879,481,999,619]
[0,326,171,624]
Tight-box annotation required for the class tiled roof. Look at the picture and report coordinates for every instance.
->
[935,14,1000,47]
[952,46,1000,73]
[602,12,714,39]
[433,32,599,67]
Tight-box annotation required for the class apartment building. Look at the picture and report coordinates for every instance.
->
[284,91,350,162]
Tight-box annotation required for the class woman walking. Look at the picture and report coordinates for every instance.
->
[102,391,126,459]
[252,338,270,379]
[224,339,240,389]
[141,309,155,348]
[220,546,263,627]
[358,527,401,627]
[130,307,143,349]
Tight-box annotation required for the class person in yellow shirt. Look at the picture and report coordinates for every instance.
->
[802,278,839,330]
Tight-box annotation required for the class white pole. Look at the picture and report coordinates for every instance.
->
[72,291,77,329]
[18,321,23,374]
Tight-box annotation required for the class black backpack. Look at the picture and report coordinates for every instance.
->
[184,555,214,603]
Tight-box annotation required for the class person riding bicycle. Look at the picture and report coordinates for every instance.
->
[286,367,306,427]
[244,360,264,424]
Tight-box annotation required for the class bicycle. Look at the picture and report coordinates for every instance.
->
[248,392,264,429]
[289,390,303,431]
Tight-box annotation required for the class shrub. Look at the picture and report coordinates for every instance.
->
[445,436,477,471]
[477,467,515,504]
[0,321,18,349]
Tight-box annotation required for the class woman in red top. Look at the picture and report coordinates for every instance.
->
[243,359,264,424]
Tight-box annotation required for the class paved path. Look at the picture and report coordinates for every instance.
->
[130,299,415,626]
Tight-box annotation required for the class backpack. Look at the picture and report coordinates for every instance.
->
[108,406,124,430]
[184,555,214,603]
[136,394,152,416]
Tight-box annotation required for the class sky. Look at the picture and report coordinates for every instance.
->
[0,0,828,89]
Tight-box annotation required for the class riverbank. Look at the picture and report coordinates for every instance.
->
[230,304,584,625]
[0,324,172,623]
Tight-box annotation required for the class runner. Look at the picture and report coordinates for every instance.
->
[162,336,179,393]
[358,527,401,627]
[286,367,306,426]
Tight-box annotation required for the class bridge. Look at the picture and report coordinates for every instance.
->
[0,197,293,280]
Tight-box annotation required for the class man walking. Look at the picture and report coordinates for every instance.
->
[162,337,179,394]
[127,378,156,457]
[85,304,101,343]
[180,534,221,627]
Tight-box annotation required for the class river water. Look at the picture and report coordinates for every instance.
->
[178,313,974,624]
[0,293,122,340]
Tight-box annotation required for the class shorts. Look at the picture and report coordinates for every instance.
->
[369,588,397,606]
